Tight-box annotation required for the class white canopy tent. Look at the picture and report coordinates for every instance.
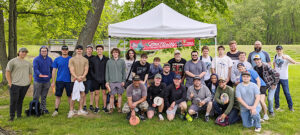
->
[108,3,218,57]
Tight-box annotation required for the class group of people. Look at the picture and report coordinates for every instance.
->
[5,40,298,132]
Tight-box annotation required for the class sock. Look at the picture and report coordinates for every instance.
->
[55,108,58,112]
[205,113,209,116]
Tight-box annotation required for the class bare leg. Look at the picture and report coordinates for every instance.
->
[102,90,107,108]
[109,94,114,109]
[260,94,268,115]
[118,94,122,109]
[55,97,61,109]
[79,92,85,110]
[95,90,100,108]
[206,101,212,114]
[90,92,94,106]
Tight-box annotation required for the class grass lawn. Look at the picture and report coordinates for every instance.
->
[0,45,299,135]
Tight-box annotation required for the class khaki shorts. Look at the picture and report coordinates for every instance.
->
[122,101,149,113]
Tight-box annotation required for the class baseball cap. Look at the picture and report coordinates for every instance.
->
[218,78,226,82]
[75,45,83,50]
[174,74,181,79]
[163,63,170,67]
[174,50,181,54]
[133,75,141,81]
[19,47,28,53]
[253,55,261,60]
[154,74,162,79]
[86,45,93,49]
[61,45,68,50]
[193,76,201,81]
[276,45,283,50]
[237,63,245,68]
[241,71,251,76]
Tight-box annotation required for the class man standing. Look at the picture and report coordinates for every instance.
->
[231,52,252,86]
[147,57,163,87]
[200,46,213,86]
[213,78,240,125]
[83,45,95,111]
[165,74,187,121]
[122,75,148,121]
[90,45,109,113]
[212,46,233,86]
[68,45,89,118]
[33,46,53,114]
[254,55,279,119]
[6,48,32,121]
[236,72,262,132]
[248,41,271,67]
[132,53,150,86]
[273,45,299,111]
[51,45,72,117]
[185,51,206,88]
[161,63,175,86]
[168,50,187,80]
[187,76,212,122]
[105,48,126,113]
[227,40,241,65]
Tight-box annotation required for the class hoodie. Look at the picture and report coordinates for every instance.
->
[33,46,53,83]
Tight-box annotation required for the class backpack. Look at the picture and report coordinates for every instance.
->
[200,56,213,61]
[25,100,43,117]
[215,115,230,126]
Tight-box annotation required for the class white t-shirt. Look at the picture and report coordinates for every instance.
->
[273,54,291,79]
[212,56,233,80]
[125,59,134,81]
[201,56,212,81]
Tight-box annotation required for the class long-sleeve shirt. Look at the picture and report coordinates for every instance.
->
[105,58,126,83]
[164,83,187,108]
[214,86,239,115]
[187,85,212,105]
[147,83,166,105]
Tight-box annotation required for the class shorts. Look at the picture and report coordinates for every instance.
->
[109,82,124,95]
[93,81,106,90]
[84,80,94,94]
[166,105,178,115]
[55,81,72,97]
[189,103,208,112]
[122,101,149,113]
[148,106,157,111]
[260,86,267,95]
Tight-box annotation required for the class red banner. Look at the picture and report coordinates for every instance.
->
[130,38,194,51]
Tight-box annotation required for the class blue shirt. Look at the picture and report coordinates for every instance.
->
[236,82,261,112]
[52,56,71,82]
[240,70,266,86]
[248,51,270,67]
[162,72,175,86]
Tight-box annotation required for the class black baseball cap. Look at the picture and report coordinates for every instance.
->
[75,45,83,50]
[237,63,245,68]
[61,45,68,50]
[276,45,283,50]
[174,74,181,79]
[163,63,170,67]
[193,76,201,81]
[241,71,251,76]
[133,75,141,81]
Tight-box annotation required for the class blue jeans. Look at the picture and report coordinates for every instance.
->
[240,107,261,128]
[275,79,293,109]
[267,86,276,113]
[213,101,240,124]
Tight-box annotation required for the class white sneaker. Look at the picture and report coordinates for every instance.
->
[78,110,88,116]
[158,114,164,121]
[263,114,269,121]
[68,111,75,118]
[255,127,261,132]
[52,111,58,117]
[73,110,78,114]
[260,118,265,122]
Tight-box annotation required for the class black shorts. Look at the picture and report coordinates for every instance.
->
[93,81,106,90]
[260,86,267,95]
[84,80,94,94]
[55,81,72,97]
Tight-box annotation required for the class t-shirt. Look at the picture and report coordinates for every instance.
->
[125,60,134,81]
[132,61,150,81]
[68,56,89,82]
[148,64,163,79]
[201,56,212,81]
[52,56,71,82]
[256,66,264,80]
[227,51,241,65]
[184,60,207,88]
[84,55,94,80]
[126,83,147,102]
[162,71,175,86]
[236,82,261,112]
[239,70,266,86]
[248,51,271,67]
[273,54,291,79]
[212,56,233,80]
[6,58,33,86]
[168,58,187,77]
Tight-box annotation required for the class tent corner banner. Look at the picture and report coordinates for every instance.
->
[130,38,195,51]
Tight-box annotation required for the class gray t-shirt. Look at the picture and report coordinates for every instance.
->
[126,83,147,102]
[187,85,211,105]
[184,60,206,88]
[6,57,33,86]
[236,82,261,112]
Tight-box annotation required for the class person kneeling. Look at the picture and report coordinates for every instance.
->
[213,78,240,126]
[122,75,148,121]
[187,76,212,122]
[165,75,187,121]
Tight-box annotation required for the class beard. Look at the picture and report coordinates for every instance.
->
[231,48,236,52]
[192,58,198,61]
[255,47,262,52]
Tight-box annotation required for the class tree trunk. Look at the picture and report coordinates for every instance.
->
[8,0,17,60]
[76,0,106,48]
[0,9,8,85]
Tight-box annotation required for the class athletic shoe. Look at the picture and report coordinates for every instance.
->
[126,112,131,120]
[290,108,295,112]
[67,111,75,118]
[204,115,209,122]
[260,118,265,122]
[94,108,100,113]
[179,114,185,120]
[83,106,87,111]
[158,114,164,121]
[270,112,275,117]
[117,108,122,113]
[73,110,78,114]
[254,128,261,132]
[263,114,269,121]
[78,110,88,116]
[139,114,146,121]
[52,111,58,117]
[8,117,14,122]
[275,107,280,111]
[108,108,113,114]
[102,106,109,112]
[185,114,193,122]
[89,105,94,111]
[43,110,49,114]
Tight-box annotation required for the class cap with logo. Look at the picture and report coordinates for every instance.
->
[253,55,261,60]
[218,77,226,82]
[237,63,245,68]
[154,74,162,79]
[61,45,69,50]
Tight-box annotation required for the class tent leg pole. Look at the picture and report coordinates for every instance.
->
[214,37,217,73]
[199,39,201,55]
[109,37,111,58]
[123,39,126,59]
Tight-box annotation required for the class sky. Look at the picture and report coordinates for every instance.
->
[118,0,133,5]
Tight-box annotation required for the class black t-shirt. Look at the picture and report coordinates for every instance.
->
[84,55,94,80]
[227,51,241,61]
[132,61,150,81]
[147,83,166,105]
[256,66,264,79]
[168,58,187,77]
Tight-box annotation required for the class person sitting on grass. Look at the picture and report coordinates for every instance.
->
[206,74,219,98]
[122,75,148,121]
[147,74,166,121]
[164,74,187,121]
[213,78,240,125]
[187,76,212,122]
[236,71,262,132]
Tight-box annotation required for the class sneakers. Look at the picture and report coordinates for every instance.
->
[89,105,95,111]
[83,106,87,111]
[102,106,109,112]
[126,112,131,120]
[43,109,49,114]
[275,107,280,111]
[94,108,100,113]
[158,114,164,121]
[52,111,58,117]
[289,108,295,112]
[255,127,261,132]
[263,114,269,121]
[270,112,275,117]
[67,111,75,118]
[204,115,210,122]
[185,114,193,122]
[108,108,113,114]
[78,110,88,116]
[139,114,146,121]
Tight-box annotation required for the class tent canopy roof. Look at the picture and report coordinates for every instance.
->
[108,3,217,38]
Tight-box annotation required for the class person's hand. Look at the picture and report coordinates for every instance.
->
[235,82,239,86]
[199,101,205,107]
[152,104,157,108]
[132,102,137,108]
[168,106,173,111]
[121,82,125,87]
[190,92,194,99]
[8,83,12,88]
[51,82,55,88]
[39,74,48,78]
[171,102,176,108]
[223,98,229,105]
[250,108,257,115]
[131,110,136,117]
[106,82,110,88]
[220,114,227,121]
[225,78,229,84]
[271,85,276,90]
